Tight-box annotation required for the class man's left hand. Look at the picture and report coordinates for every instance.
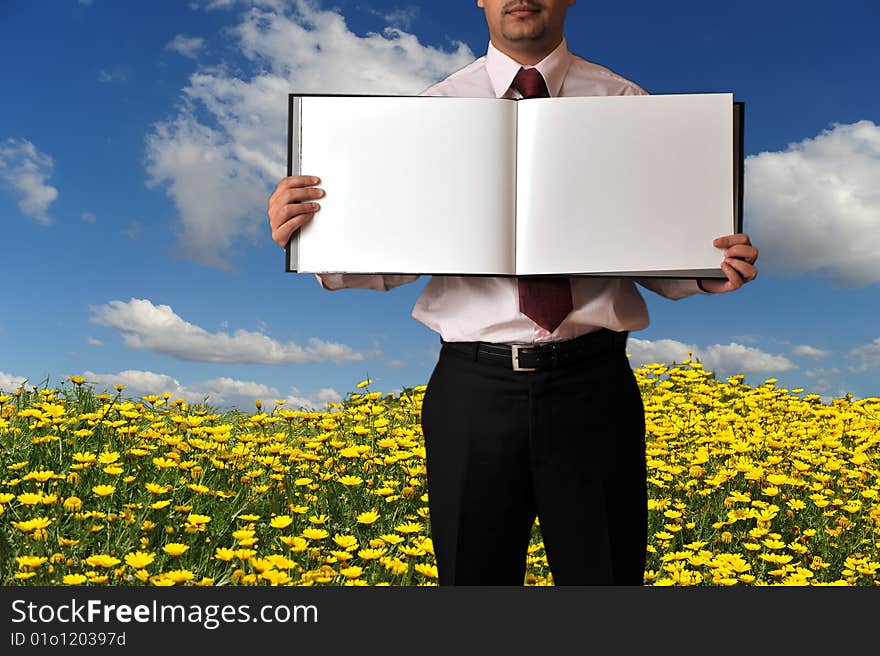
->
[699,234,759,294]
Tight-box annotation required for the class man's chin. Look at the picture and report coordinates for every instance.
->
[501,25,546,42]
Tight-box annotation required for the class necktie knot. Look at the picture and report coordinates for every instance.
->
[511,67,550,99]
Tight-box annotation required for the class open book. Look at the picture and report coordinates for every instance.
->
[286,93,743,278]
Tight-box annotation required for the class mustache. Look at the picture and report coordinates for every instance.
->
[503,1,543,13]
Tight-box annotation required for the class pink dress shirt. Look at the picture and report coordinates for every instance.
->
[316,39,707,344]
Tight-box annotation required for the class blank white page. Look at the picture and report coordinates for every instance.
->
[295,96,516,275]
[515,93,733,276]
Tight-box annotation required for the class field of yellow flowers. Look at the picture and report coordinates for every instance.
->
[1,360,878,586]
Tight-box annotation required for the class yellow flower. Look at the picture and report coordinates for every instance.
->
[260,570,292,585]
[333,534,359,551]
[263,554,296,570]
[279,536,308,552]
[72,452,97,464]
[162,543,190,557]
[98,451,120,465]
[379,534,405,545]
[16,556,48,570]
[235,549,257,561]
[214,548,236,562]
[414,563,438,579]
[85,554,121,569]
[357,510,380,525]
[151,576,176,587]
[63,496,83,512]
[270,515,294,529]
[12,517,52,532]
[63,574,88,585]
[164,569,195,584]
[340,566,363,579]
[92,485,116,497]
[357,548,387,560]
[762,538,786,550]
[17,492,43,505]
[301,527,329,540]
[337,475,363,486]
[125,551,156,569]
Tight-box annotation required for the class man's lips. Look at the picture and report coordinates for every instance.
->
[506,5,540,18]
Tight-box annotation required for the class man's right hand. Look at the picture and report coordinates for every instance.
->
[267,175,324,248]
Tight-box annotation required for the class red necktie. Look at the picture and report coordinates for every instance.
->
[511,67,573,333]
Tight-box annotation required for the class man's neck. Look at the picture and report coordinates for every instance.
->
[489,37,564,66]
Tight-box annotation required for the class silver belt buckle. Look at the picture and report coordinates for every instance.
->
[511,344,537,372]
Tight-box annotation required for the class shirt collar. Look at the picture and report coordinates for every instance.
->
[485,38,573,98]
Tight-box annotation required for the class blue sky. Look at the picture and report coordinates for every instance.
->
[1,0,878,409]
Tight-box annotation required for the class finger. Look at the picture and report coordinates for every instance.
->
[277,175,321,191]
[271,175,321,200]
[718,260,743,292]
[724,244,758,263]
[269,201,321,230]
[272,212,315,248]
[713,233,752,248]
[724,257,757,282]
[279,186,325,207]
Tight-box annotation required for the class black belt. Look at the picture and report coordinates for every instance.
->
[440,329,628,372]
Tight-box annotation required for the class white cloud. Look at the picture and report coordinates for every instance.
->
[146,0,474,267]
[0,371,28,392]
[80,369,337,410]
[83,370,182,396]
[86,337,103,346]
[190,0,239,10]
[746,120,880,286]
[381,7,419,30]
[89,297,365,364]
[311,387,343,404]
[0,138,59,224]
[81,210,96,224]
[627,337,695,368]
[847,338,880,373]
[165,34,206,59]
[699,343,797,375]
[123,221,141,239]
[98,67,127,83]
[791,344,831,358]
[804,367,840,378]
[627,337,796,375]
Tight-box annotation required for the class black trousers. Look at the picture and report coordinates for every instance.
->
[420,333,647,586]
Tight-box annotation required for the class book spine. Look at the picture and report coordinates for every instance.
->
[734,101,745,234]
[286,96,303,272]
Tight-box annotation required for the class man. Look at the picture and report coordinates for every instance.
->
[267,0,759,586]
